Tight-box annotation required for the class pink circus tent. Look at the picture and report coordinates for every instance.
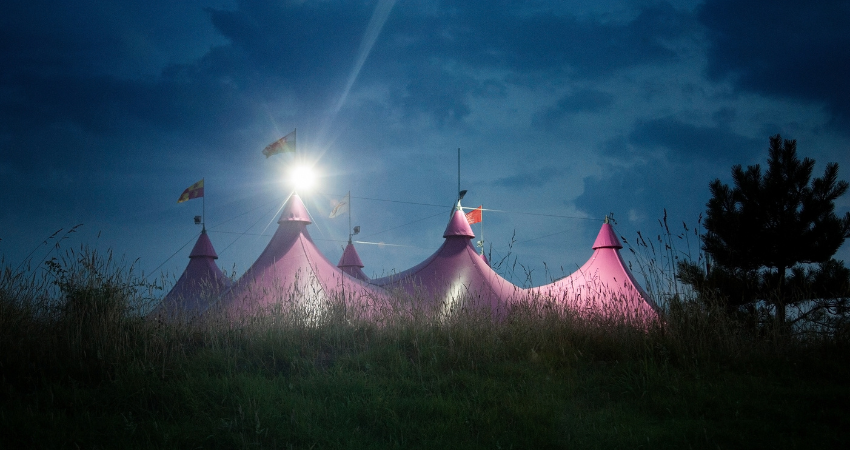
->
[338,240,370,282]
[371,204,521,316]
[149,229,231,320]
[218,194,386,317]
[529,220,659,321]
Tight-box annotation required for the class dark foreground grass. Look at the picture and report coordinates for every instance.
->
[2,250,850,449]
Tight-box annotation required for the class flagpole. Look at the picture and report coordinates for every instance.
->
[348,190,352,244]
[202,177,206,232]
[457,148,461,206]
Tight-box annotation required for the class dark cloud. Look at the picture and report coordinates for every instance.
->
[532,89,614,129]
[493,167,562,188]
[377,1,690,76]
[699,0,850,124]
[357,1,692,125]
[628,116,761,162]
[575,158,716,230]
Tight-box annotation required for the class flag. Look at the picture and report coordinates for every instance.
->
[262,129,296,158]
[465,205,482,224]
[329,193,350,218]
[177,179,204,203]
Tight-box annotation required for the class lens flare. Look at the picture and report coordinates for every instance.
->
[289,164,317,191]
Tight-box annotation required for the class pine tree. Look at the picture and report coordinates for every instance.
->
[680,135,850,326]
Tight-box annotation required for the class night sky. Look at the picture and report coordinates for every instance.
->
[2,0,849,291]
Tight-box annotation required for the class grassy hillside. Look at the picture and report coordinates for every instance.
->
[2,248,849,449]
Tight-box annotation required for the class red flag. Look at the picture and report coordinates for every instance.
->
[262,129,296,158]
[177,179,204,203]
[465,205,482,224]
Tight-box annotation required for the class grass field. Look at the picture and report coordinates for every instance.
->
[2,248,849,449]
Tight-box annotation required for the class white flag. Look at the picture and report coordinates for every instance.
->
[329,193,349,218]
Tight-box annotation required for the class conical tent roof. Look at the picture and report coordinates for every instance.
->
[371,207,520,316]
[338,241,370,281]
[530,222,659,321]
[219,194,386,317]
[149,229,231,320]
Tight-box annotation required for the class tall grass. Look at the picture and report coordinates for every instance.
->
[2,241,849,448]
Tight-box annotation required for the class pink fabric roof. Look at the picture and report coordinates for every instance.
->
[529,222,658,321]
[371,208,520,315]
[149,230,231,320]
[338,241,370,282]
[219,194,386,317]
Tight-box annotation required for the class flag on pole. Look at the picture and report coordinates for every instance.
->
[329,193,350,218]
[177,179,204,203]
[262,129,296,158]
[465,205,482,224]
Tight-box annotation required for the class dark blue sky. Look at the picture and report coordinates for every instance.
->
[2,0,849,289]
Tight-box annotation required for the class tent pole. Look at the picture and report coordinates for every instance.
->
[481,210,484,255]
[202,177,206,232]
[348,190,352,244]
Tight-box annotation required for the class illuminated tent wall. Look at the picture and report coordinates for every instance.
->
[217,194,387,318]
[149,229,231,320]
[370,204,521,316]
[337,240,370,282]
[528,220,659,321]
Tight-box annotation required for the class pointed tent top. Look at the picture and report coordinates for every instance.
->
[443,208,475,238]
[189,229,219,259]
[592,222,623,249]
[338,241,365,268]
[278,193,312,224]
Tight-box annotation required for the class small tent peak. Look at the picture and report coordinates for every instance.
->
[278,193,312,224]
[189,229,219,259]
[444,208,475,238]
[592,222,623,250]
[338,241,365,268]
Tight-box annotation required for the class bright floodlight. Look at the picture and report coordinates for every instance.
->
[289,164,317,191]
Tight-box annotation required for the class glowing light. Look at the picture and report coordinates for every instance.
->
[289,164,317,191]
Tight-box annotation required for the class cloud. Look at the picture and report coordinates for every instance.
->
[628,116,761,162]
[358,1,692,124]
[575,158,714,230]
[493,167,562,189]
[699,0,850,125]
[532,89,614,129]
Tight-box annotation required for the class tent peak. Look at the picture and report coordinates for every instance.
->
[189,230,219,259]
[338,241,365,268]
[592,222,623,249]
[443,208,475,238]
[278,193,312,224]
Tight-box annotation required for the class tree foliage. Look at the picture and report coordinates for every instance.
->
[680,135,850,325]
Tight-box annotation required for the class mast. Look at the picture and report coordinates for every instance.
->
[202,177,206,232]
[348,190,352,244]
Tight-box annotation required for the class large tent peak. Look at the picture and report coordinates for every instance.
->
[278,193,312,224]
[189,229,219,259]
[592,222,623,249]
[443,208,475,238]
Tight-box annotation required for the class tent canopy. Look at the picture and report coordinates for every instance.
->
[530,222,659,321]
[149,229,231,321]
[218,194,387,318]
[371,206,520,315]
